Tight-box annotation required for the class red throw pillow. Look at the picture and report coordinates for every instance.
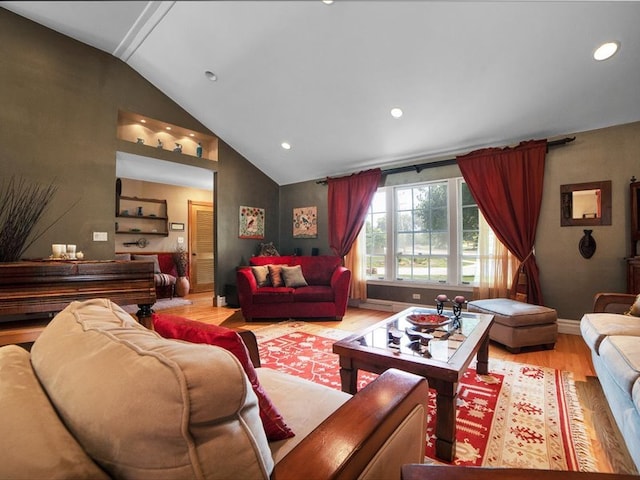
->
[152,313,294,441]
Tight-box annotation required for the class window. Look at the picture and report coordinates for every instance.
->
[364,190,387,278]
[364,178,480,286]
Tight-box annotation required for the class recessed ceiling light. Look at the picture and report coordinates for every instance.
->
[390,107,403,119]
[594,41,619,61]
[204,70,217,81]
[281,142,291,150]
[165,127,171,131]
[323,0,334,4]
[189,133,195,137]
[140,119,146,124]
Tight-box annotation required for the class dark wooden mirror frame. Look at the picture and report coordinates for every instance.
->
[560,180,612,226]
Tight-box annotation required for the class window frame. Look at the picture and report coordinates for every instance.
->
[363,177,479,288]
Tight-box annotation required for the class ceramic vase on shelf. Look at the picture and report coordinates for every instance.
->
[176,276,190,297]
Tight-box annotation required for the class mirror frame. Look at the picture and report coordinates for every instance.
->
[560,180,612,227]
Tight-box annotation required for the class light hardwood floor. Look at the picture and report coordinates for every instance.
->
[154,292,628,474]
[157,292,597,381]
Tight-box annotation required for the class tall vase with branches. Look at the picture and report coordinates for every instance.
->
[173,246,190,297]
[0,176,64,262]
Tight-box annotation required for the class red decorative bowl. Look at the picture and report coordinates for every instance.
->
[406,313,451,327]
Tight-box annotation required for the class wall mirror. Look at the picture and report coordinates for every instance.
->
[560,180,612,226]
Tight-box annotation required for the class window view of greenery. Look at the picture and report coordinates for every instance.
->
[460,182,479,284]
[364,191,387,278]
[396,182,448,282]
[364,179,481,286]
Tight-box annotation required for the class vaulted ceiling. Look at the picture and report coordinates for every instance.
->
[3,1,639,185]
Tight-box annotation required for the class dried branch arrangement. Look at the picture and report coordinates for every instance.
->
[0,176,58,262]
[173,246,189,277]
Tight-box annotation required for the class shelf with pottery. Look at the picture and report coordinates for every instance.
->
[116,196,169,236]
[116,109,218,162]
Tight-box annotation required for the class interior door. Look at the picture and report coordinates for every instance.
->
[189,201,214,293]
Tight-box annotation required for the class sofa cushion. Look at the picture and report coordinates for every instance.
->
[293,285,335,303]
[256,368,351,463]
[132,253,161,273]
[253,287,295,304]
[292,255,341,285]
[281,265,308,288]
[268,264,286,287]
[599,335,640,396]
[152,313,294,441]
[252,265,272,287]
[0,345,110,480]
[581,312,640,354]
[30,298,274,480]
[467,298,556,327]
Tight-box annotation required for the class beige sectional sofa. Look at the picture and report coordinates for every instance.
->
[0,298,428,479]
[580,292,640,471]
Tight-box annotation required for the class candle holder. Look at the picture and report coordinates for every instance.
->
[434,294,467,329]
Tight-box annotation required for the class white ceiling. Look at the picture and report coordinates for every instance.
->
[3,1,640,186]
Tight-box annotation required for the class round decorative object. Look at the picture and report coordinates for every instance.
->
[176,276,190,297]
[406,313,451,328]
[579,229,596,259]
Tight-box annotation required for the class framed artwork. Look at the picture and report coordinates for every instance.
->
[293,206,318,238]
[239,206,265,239]
[170,222,185,231]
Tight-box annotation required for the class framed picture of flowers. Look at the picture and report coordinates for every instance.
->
[293,206,317,238]
[239,206,265,239]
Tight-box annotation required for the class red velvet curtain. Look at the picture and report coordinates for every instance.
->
[328,168,382,258]
[457,140,547,305]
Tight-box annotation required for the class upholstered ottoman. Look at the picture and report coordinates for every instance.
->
[467,298,558,353]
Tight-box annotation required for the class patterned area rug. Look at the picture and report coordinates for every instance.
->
[252,321,598,471]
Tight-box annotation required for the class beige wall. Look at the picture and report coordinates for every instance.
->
[115,179,212,252]
[538,121,639,319]
[0,9,279,296]
[282,122,640,320]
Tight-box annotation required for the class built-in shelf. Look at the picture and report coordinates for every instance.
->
[116,195,169,237]
[117,110,218,162]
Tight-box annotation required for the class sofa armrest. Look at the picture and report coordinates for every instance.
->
[273,368,428,480]
[593,292,637,313]
[330,266,352,317]
[237,267,258,301]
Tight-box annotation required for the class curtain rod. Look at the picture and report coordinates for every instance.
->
[316,136,575,185]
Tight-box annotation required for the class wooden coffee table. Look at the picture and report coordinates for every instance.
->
[332,306,494,462]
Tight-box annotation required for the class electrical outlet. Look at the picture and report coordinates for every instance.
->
[93,232,108,242]
[412,293,421,300]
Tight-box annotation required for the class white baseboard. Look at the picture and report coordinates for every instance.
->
[557,318,581,335]
[356,299,583,336]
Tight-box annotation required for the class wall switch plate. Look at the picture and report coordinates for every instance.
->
[412,293,421,300]
[177,236,185,244]
[93,232,108,241]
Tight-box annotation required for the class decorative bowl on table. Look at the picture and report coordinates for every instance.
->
[406,313,451,328]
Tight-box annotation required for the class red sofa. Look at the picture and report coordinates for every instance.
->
[236,255,351,321]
